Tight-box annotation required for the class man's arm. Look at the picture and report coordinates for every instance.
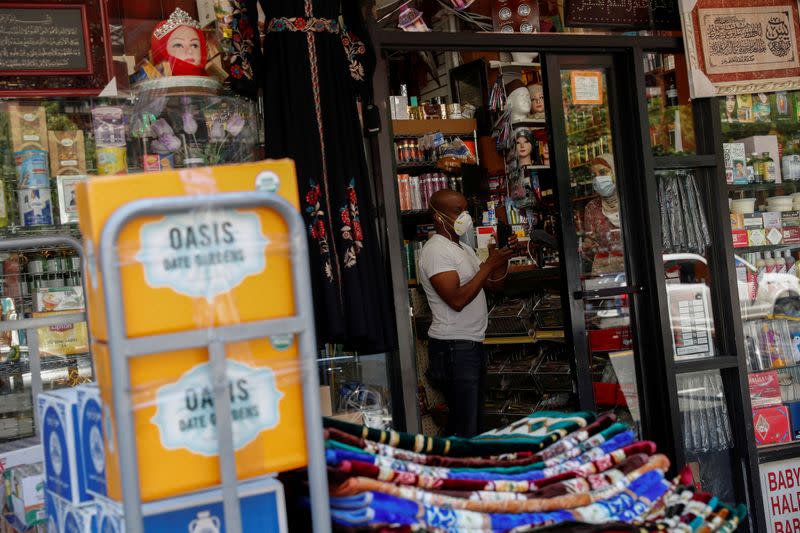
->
[430,248,514,311]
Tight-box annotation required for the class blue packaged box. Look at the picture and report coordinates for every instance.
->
[47,490,97,533]
[77,386,106,498]
[96,476,287,533]
[38,389,91,506]
[14,149,50,188]
[786,401,800,439]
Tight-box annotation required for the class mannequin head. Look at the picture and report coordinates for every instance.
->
[515,128,534,166]
[528,84,545,116]
[725,95,736,116]
[506,79,531,122]
[151,8,208,77]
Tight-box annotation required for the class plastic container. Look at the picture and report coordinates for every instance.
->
[731,198,756,214]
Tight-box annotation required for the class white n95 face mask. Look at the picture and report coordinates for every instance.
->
[452,211,473,236]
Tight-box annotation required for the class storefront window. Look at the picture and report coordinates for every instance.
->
[721,90,800,451]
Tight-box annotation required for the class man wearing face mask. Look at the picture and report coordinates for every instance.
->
[418,190,516,437]
[582,154,624,276]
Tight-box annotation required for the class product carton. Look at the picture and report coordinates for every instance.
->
[46,491,96,533]
[76,160,301,342]
[782,211,800,227]
[786,401,800,439]
[95,476,287,532]
[766,227,784,245]
[7,105,47,151]
[744,213,763,229]
[748,229,767,247]
[783,228,800,244]
[33,311,88,357]
[753,405,792,445]
[76,386,105,498]
[48,131,87,177]
[748,370,782,408]
[730,214,745,230]
[37,390,90,505]
[762,212,782,230]
[92,336,306,502]
[732,230,748,248]
[735,135,782,182]
[723,143,747,184]
[8,464,45,528]
[34,287,84,314]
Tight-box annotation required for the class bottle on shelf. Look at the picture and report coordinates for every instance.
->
[761,151,777,183]
[786,250,797,277]
[756,254,767,292]
[776,251,787,274]
[749,152,763,183]
[765,252,776,275]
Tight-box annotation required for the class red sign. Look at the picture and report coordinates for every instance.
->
[760,459,800,532]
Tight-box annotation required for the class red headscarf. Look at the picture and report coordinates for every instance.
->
[151,22,208,77]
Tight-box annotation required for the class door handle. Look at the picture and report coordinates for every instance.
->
[573,285,643,300]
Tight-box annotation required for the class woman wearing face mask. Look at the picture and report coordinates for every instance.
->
[418,189,516,437]
[582,154,624,276]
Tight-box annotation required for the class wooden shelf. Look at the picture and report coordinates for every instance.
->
[489,60,541,69]
[392,119,477,137]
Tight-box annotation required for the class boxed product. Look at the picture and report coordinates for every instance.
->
[748,370,782,408]
[735,135,782,182]
[723,143,747,184]
[7,105,47,151]
[782,211,800,227]
[37,389,90,505]
[748,229,767,246]
[8,464,45,528]
[76,160,300,341]
[34,287,84,313]
[75,386,105,498]
[766,227,784,245]
[33,311,88,357]
[744,213,763,229]
[732,229,748,248]
[46,491,96,533]
[786,401,800,439]
[92,336,306,502]
[95,476,287,533]
[14,150,50,188]
[783,227,800,244]
[48,131,87,176]
[730,214,745,230]
[762,212,782,229]
[753,405,792,445]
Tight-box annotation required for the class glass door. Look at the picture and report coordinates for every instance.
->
[547,55,644,433]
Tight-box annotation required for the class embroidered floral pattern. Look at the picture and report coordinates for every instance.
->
[266,16,340,34]
[341,31,366,81]
[340,178,364,269]
[305,181,334,282]
[215,1,255,81]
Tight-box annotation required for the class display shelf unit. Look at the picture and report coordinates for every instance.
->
[732,243,800,254]
[758,440,800,463]
[392,118,478,137]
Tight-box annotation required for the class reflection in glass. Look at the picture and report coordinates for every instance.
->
[561,67,640,433]
[643,53,696,156]
[677,371,735,502]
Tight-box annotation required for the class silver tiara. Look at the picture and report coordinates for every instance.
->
[153,8,202,40]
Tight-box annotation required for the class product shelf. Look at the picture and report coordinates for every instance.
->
[489,60,541,69]
[392,119,477,138]
[732,243,800,254]
[728,181,800,194]
[757,440,800,463]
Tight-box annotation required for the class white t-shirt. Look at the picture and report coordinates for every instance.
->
[418,234,487,342]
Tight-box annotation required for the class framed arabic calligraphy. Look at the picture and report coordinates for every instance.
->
[0,1,113,97]
[564,0,651,29]
[679,0,800,98]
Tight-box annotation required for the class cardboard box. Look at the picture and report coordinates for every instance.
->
[96,476,287,532]
[783,227,800,244]
[744,213,764,229]
[7,105,47,151]
[748,229,767,246]
[46,491,95,533]
[37,390,90,505]
[749,370,783,408]
[735,135,782,182]
[732,230,749,248]
[754,405,792,445]
[389,96,410,120]
[32,311,88,357]
[76,386,105,498]
[8,464,45,528]
[92,337,306,502]
[767,227,784,245]
[34,287,84,313]
[763,212,782,230]
[76,160,301,342]
[786,401,800,439]
[48,131,87,177]
[782,211,800,227]
[730,214,745,230]
[723,143,747,184]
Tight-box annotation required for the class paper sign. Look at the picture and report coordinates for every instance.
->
[760,458,800,532]
[570,71,603,105]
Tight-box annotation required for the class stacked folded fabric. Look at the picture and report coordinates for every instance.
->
[323,411,747,532]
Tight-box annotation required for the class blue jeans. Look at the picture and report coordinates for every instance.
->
[427,338,485,438]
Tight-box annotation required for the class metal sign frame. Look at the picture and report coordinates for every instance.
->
[98,192,330,533]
